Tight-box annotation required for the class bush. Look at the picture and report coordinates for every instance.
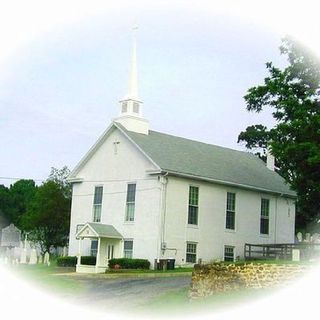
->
[81,256,96,265]
[108,258,150,270]
[57,256,77,267]
[56,256,96,267]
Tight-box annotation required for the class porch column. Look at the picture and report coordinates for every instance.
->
[95,237,101,273]
[119,239,124,258]
[77,238,82,266]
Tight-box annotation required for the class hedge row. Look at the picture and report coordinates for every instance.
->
[57,256,150,269]
[56,256,96,267]
[56,256,77,267]
[108,258,150,269]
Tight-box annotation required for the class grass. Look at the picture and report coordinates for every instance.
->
[139,285,279,315]
[138,259,312,315]
[9,258,311,313]
[11,262,192,294]
[11,260,82,295]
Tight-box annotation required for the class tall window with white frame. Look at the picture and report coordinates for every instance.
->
[125,183,136,221]
[107,244,114,260]
[91,240,98,257]
[226,192,236,230]
[224,246,235,261]
[186,242,197,263]
[93,186,103,222]
[260,198,270,235]
[188,186,199,225]
[124,240,133,258]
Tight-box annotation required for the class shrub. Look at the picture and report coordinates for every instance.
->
[81,256,96,265]
[108,258,150,270]
[57,256,77,267]
[56,256,96,267]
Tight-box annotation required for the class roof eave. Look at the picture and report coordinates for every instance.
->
[67,177,84,183]
[113,122,162,171]
[75,223,99,238]
[99,235,123,239]
[163,170,296,198]
[68,123,117,180]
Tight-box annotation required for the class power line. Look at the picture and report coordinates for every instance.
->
[0,176,160,196]
[68,178,156,183]
[0,176,157,183]
[0,176,45,182]
[72,186,160,197]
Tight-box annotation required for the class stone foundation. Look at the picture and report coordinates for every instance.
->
[189,262,307,299]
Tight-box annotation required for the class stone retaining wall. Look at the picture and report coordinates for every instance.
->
[189,262,307,299]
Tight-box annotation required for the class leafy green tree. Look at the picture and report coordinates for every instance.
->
[47,166,72,199]
[21,180,71,253]
[8,179,37,228]
[0,185,11,225]
[20,167,71,253]
[238,37,320,231]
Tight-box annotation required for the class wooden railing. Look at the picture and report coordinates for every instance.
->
[244,243,320,261]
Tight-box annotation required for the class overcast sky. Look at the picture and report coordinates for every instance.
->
[0,1,319,186]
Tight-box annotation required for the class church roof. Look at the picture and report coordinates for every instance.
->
[117,124,296,197]
[77,222,123,239]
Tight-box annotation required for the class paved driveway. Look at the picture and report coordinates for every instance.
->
[64,275,191,312]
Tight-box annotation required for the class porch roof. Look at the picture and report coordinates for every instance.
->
[76,222,123,239]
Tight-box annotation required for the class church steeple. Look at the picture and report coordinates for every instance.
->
[127,24,138,101]
[114,25,149,135]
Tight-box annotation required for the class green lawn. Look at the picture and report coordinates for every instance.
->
[11,261,82,295]
[137,259,310,315]
[11,262,192,293]
[10,258,309,314]
[139,285,279,315]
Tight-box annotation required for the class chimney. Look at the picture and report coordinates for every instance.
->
[266,145,275,171]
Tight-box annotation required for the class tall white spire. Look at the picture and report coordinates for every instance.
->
[114,24,149,135]
[127,24,138,100]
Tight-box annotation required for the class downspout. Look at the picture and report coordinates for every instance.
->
[159,174,178,257]
[274,196,278,244]
[159,172,168,257]
[274,193,283,244]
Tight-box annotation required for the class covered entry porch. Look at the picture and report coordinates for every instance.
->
[76,222,123,273]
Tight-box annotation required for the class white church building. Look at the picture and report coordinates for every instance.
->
[67,29,296,273]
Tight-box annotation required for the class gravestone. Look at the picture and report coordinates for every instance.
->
[29,249,37,264]
[20,249,27,264]
[20,237,28,264]
[292,249,300,261]
[305,233,311,242]
[63,246,67,257]
[311,233,320,243]
[1,224,21,248]
[5,247,13,263]
[297,232,303,242]
[38,255,43,264]
[44,252,50,265]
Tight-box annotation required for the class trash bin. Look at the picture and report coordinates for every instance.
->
[154,259,167,270]
[166,259,175,270]
[154,259,175,270]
